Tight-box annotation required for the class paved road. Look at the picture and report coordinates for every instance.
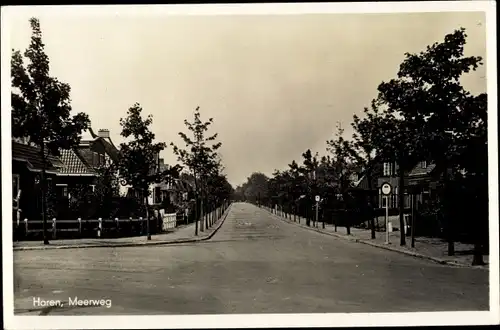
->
[13,202,488,315]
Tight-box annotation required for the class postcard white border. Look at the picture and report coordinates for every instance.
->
[2,2,499,329]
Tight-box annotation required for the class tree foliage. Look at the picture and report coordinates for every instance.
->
[171,106,228,234]
[11,18,90,155]
[11,17,91,244]
[118,103,181,195]
[239,28,487,263]
[375,27,486,252]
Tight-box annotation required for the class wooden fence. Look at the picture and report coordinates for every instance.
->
[13,214,177,240]
[162,213,177,231]
[13,200,231,241]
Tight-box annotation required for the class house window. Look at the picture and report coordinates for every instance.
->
[421,161,427,169]
[155,187,161,204]
[383,162,392,176]
[90,185,95,192]
[56,184,69,198]
[93,152,99,166]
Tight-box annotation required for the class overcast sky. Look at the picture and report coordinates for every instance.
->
[7,9,487,186]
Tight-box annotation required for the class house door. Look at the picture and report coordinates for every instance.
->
[13,174,21,223]
[13,174,20,201]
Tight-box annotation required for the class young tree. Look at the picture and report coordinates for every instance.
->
[327,123,356,234]
[11,18,90,244]
[118,103,180,240]
[171,106,222,236]
[297,149,320,227]
[376,27,485,254]
[204,154,232,227]
[287,160,305,221]
[317,155,337,229]
[360,107,422,246]
[351,100,385,239]
[93,162,120,219]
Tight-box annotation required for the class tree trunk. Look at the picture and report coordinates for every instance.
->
[144,190,151,240]
[334,210,338,232]
[193,171,199,236]
[306,201,311,226]
[367,171,376,239]
[40,145,49,245]
[472,242,485,266]
[200,196,204,232]
[205,198,209,228]
[345,201,351,235]
[411,193,416,248]
[472,196,486,265]
[398,159,406,246]
[211,202,214,226]
[443,167,454,256]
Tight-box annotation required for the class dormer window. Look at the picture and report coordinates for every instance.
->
[421,161,427,169]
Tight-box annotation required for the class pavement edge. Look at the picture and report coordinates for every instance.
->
[13,204,233,251]
[259,206,487,270]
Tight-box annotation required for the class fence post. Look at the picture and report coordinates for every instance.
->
[98,218,102,238]
[24,218,28,235]
[78,218,82,236]
[115,218,119,235]
[52,218,57,239]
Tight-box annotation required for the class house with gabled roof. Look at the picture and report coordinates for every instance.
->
[12,140,65,220]
[54,128,121,200]
[350,155,448,211]
[406,160,444,206]
[148,159,195,207]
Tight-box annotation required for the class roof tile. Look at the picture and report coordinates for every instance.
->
[12,141,62,172]
[59,149,95,175]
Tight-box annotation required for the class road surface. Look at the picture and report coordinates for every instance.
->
[13,202,489,315]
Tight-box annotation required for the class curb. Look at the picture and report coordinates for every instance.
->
[13,204,233,251]
[259,207,488,270]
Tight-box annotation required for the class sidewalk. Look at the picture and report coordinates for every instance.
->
[13,205,232,251]
[263,208,489,270]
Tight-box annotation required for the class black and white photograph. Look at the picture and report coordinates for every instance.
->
[1,2,498,329]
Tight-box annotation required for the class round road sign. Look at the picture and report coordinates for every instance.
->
[381,182,392,195]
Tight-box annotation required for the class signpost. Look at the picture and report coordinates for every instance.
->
[315,195,320,228]
[381,182,392,245]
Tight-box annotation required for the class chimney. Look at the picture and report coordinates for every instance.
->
[97,129,110,138]
[159,158,164,165]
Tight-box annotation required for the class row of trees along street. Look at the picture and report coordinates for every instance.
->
[11,17,233,244]
[234,27,488,266]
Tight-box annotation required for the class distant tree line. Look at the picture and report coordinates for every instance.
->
[234,28,488,265]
